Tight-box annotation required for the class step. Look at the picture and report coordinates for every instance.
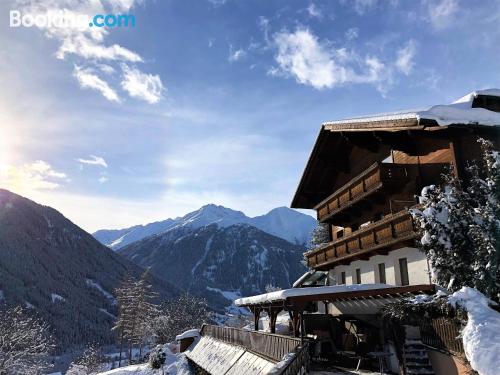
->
[407,370,435,375]
[405,358,431,365]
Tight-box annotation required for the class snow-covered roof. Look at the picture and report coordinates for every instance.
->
[323,89,500,129]
[234,283,392,306]
[175,329,200,341]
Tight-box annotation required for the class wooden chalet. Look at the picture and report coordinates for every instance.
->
[230,90,500,375]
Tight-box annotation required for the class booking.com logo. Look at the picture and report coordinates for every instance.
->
[9,10,135,28]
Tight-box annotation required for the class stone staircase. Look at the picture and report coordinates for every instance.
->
[403,339,435,375]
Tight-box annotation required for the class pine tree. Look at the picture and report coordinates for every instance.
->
[66,344,105,375]
[412,139,500,301]
[151,294,210,345]
[467,139,500,300]
[308,222,330,250]
[113,271,159,366]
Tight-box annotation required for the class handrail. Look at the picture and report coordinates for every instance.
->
[306,209,413,257]
[274,342,309,375]
[200,324,301,363]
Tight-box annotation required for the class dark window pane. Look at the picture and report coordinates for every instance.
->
[399,258,409,286]
[355,268,361,284]
[340,272,346,285]
[378,263,386,284]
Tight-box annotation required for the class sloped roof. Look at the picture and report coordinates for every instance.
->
[291,90,500,208]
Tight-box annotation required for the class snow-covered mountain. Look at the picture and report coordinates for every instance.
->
[0,189,177,350]
[118,223,307,311]
[93,204,316,249]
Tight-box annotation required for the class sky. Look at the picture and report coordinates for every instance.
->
[0,0,500,233]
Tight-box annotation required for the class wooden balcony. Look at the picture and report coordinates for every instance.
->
[315,162,418,223]
[306,210,416,270]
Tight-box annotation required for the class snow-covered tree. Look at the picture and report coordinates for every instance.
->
[467,139,500,300]
[302,222,330,268]
[412,139,500,301]
[151,294,210,345]
[148,345,166,369]
[0,306,54,375]
[113,271,159,366]
[66,344,105,375]
[308,223,330,250]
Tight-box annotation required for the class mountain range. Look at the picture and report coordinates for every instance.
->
[93,204,317,249]
[0,189,177,351]
[117,223,307,312]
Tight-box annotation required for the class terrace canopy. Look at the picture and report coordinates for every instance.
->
[235,284,436,336]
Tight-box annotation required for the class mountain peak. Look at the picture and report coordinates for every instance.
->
[94,203,317,249]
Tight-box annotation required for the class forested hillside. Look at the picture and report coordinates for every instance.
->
[0,189,178,351]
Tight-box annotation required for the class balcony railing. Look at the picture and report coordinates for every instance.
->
[306,210,416,269]
[315,162,417,222]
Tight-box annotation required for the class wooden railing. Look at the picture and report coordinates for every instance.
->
[315,162,416,222]
[420,318,464,354]
[200,324,302,363]
[306,210,416,269]
[274,342,309,375]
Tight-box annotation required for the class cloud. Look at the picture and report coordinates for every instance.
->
[426,0,459,29]
[121,65,164,104]
[271,28,349,89]
[77,155,108,168]
[306,3,323,19]
[98,176,108,184]
[345,27,359,41]
[270,28,395,91]
[228,46,247,62]
[57,34,143,62]
[0,160,67,192]
[395,40,417,75]
[352,0,378,15]
[73,66,120,102]
[16,0,162,104]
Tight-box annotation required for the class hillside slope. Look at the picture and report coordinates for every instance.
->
[118,223,307,311]
[0,189,177,351]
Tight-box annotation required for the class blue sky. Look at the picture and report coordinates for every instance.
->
[1,0,499,232]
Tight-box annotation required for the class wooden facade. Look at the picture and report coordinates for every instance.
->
[292,121,499,272]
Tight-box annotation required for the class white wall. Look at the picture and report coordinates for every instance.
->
[328,247,431,287]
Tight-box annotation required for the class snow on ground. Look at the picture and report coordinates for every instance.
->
[448,287,500,375]
[86,279,117,305]
[235,284,391,306]
[98,346,192,375]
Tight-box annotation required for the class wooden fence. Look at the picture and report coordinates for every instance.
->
[420,318,464,354]
[200,324,302,362]
[200,324,309,374]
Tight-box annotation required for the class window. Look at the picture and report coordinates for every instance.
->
[340,272,346,285]
[378,263,386,284]
[337,229,344,239]
[355,268,361,284]
[399,258,409,286]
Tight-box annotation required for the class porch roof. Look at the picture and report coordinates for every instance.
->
[234,284,436,308]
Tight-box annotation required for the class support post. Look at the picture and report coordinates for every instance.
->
[253,308,261,331]
[300,311,305,344]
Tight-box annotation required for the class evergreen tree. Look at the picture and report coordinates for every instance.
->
[151,294,210,345]
[113,271,159,366]
[308,222,330,250]
[66,344,105,375]
[412,139,500,301]
[467,139,500,300]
